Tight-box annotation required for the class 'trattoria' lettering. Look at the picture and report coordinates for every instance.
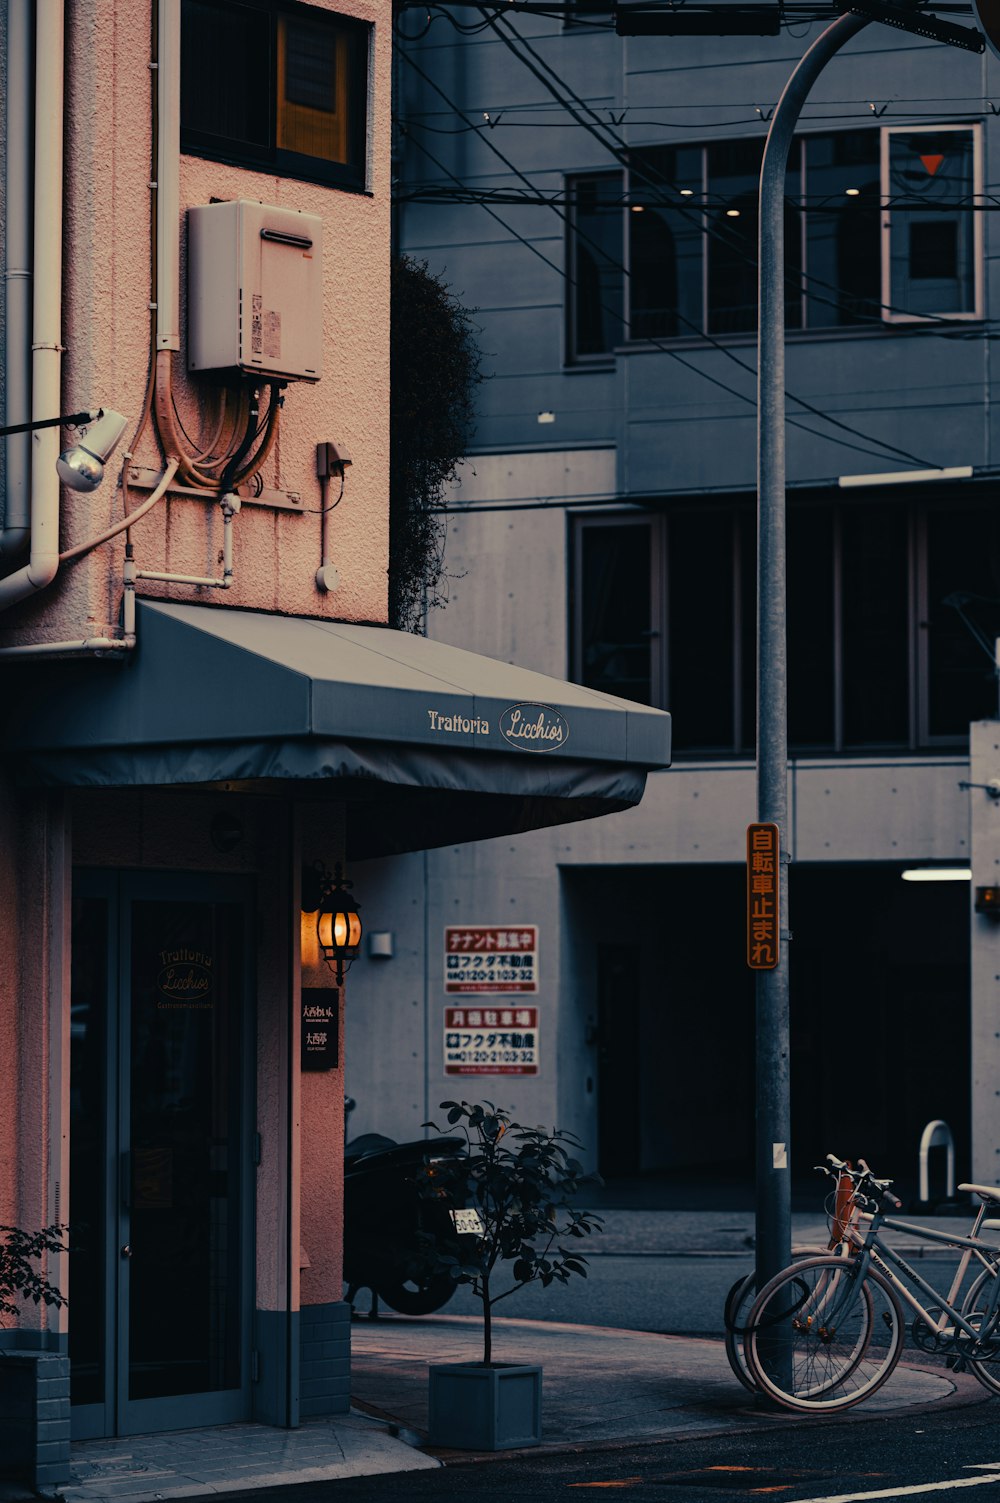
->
[427,710,491,735]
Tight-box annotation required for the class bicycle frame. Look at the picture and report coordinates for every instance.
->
[847,1205,1000,1348]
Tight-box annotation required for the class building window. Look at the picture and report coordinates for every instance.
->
[181,0,370,191]
[566,124,980,358]
[572,494,1000,755]
[567,175,625,360]
[883,127,981,322]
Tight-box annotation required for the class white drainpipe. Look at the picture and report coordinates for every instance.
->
[1,0,32,557]
[157,0,181,354]
[0,0,65,609]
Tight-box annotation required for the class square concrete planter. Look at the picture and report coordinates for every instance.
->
[428,1362,542,1450]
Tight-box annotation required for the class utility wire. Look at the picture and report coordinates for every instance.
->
[400,49,940,467]
[402,128,942,468]
[483,6,971,327]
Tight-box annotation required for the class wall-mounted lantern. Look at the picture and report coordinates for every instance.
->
[302,862,363,983]
[975,885,1000,916]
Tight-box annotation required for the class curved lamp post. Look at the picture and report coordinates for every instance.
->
[755,12,871,1294]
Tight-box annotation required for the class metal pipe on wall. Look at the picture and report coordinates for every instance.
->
[0,0,66,609]
[1,0,33,557]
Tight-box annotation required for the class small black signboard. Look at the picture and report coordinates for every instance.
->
[301,987,339,1071]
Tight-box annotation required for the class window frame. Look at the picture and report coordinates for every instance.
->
[180,0,372,193]
[571,511,664,704]
[879,122,983,325]
[566,122,983,361]
[571,492,996,758]
[565,171,626,363]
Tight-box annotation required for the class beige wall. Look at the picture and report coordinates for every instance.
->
[2,0,391,647]
[0,787,71,1336]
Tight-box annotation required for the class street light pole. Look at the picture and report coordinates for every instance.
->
[755,10,870,1295]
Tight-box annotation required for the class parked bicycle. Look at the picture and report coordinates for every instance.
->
[740,1154,1000,1414]
[723,1161,862,1393]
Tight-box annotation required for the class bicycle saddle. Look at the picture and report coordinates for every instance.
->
[958,1181,1000,1203]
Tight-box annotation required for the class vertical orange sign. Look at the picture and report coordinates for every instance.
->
[747,823,780,970]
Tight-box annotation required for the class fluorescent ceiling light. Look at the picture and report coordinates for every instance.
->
[901,868,971,882]
[839,466,973,489]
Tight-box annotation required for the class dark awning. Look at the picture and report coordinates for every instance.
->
[6,601,671,858]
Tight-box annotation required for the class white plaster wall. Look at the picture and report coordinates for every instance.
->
[1,0,391,647]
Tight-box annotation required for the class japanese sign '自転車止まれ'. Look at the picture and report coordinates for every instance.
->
[747,823,779,970]
[444,925,538,993]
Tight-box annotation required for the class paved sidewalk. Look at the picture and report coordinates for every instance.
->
[55,1206,991,1501]
[350,1312,984,1457]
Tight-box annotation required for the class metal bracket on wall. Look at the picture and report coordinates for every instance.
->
[127,465,304,512]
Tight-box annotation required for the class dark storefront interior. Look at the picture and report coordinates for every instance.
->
[573,863,970,1208]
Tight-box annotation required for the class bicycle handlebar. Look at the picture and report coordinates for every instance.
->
[817,1154,902,1211]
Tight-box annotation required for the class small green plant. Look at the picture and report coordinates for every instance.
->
[0,1225,67,1320]
[422,1101,603,1365]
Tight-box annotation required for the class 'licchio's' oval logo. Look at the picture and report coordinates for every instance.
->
[156,962,213,1001]
[499,703,568,753]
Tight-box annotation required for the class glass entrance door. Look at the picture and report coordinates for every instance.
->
[70,871,254,1439]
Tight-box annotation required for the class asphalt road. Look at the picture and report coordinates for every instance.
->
[424,1245,983,1346]
[212,1402,1000,1502]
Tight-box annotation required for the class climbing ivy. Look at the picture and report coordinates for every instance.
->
[389,257,483,632]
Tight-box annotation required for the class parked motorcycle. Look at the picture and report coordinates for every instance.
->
[343,1119,468,1316]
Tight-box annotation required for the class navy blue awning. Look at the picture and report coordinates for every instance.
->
[7,601,671,858]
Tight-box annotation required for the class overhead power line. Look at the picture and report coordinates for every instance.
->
[399,69,941,470]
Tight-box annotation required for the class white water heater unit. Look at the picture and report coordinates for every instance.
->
[187,199,324,383]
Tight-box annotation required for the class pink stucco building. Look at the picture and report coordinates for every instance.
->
[0,0,669,1485]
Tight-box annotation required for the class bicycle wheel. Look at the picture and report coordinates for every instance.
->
[724,1272,759,1393]
[961,1265,1000,1396]
[726,1255,875,1396]
[745,1254,904,1414]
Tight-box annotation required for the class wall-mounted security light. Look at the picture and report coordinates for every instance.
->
[56,410,129,493]
[1,408,127,493]
[975,885,1000,915]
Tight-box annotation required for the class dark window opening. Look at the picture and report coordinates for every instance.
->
[181,0,369,190]
[568,175,625,358]
[909,221,958,281]
[573,493,997,755]
[577,521,653,704]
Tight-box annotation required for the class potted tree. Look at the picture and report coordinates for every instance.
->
[421,1100,602,1451]
[0,1225,67,1485]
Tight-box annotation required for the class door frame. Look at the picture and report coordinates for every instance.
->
[70,868,256,1440]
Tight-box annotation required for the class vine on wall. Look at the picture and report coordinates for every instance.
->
[390,257,483,633]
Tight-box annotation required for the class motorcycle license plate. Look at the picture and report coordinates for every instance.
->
[450,1208,485,1236]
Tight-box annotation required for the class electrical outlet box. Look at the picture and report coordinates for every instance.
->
[187,200,323,383]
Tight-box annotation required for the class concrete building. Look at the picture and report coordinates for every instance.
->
[346,18,1000,1201]
[0,0,668,1486]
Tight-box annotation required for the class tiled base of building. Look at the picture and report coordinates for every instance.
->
[300,1301,351,1417]
[0,1350,72,1488]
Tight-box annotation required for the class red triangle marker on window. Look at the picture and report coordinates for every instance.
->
[920,154,945,176]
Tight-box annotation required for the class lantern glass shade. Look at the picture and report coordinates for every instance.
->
[318,905,363,953]
[316,881,363,980]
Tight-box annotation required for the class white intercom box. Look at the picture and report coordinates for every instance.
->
[188,200,324,383]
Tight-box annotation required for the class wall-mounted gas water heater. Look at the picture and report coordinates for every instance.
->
[187,200,324,384]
